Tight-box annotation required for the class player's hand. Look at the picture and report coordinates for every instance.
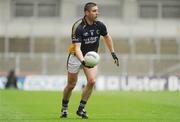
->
[111,52,119,67]
[81,60,94,68]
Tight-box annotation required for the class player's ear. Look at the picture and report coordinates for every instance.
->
[85,10,89,16]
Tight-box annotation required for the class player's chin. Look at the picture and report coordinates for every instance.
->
[93,15,97,19]
[94,18,98,21]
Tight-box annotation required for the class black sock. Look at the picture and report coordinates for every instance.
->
[62,99,69,110]
[78,100,87,111]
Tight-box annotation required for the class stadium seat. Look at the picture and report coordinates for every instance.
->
[154,59,179,74]
[160,38,179,54]
[19,56,42,74]
[34,37,55,53]
[135,38,156,54]
[0,57,16,72]
[46,56,67,74]
[57,37,71,53]
[113,38,130,54]
[126,59,150,76]
[0,37,5,53]
[99,57,122,75]
[9,37,30,53]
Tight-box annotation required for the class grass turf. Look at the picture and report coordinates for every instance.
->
[0,90,180,122]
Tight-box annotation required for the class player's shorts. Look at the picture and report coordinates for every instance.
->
[67,54,82,73]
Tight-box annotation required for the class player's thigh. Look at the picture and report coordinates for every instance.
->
[67,54,81,85]
[67,72,78,86]
[83,66,98,82]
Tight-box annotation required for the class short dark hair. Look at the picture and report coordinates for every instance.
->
[84,2,97,12]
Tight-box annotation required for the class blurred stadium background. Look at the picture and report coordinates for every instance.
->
[0,0,180,91]
[1,0,180,122]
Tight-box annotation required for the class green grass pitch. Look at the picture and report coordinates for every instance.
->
[0,90,180,122]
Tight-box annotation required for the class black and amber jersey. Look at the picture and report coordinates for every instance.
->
[69,17,108,56]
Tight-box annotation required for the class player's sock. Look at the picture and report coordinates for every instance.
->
[60,99,69,118]
[78,100,87,111]
[62,99,69,110]
[77,100,88,119]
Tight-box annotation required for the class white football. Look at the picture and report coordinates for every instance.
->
[84,51,100,67]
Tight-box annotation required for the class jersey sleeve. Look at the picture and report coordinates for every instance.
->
[99,21,108,36]
[71,25,82,43]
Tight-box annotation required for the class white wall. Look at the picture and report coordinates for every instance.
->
[0,0,11,21]
[0,0,179,38]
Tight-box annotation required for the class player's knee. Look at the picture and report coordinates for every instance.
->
[87,78,96,86]
[67,83,76,90]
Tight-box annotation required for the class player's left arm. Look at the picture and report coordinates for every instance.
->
[103,34,119,67]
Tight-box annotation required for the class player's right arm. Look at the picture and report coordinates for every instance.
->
[74,43,84,62]
[69,21,92,68]
[69,20,84,62]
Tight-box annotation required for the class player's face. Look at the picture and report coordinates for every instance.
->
[86,6,99,21]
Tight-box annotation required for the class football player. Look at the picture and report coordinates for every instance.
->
[60,2,119,119]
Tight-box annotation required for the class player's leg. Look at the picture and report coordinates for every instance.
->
[63,72,78,100]
[82,66,98,101]
[61,54,81,118]
[76,66,98,119]
[61,72,78,118]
